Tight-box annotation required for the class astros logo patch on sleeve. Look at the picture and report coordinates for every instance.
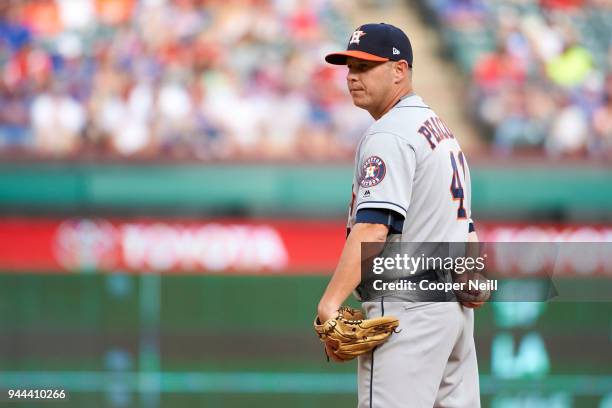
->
[359,156,386,187]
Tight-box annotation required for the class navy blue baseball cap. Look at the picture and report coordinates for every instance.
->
[325,23,413,66]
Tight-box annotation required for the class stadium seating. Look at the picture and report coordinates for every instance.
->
[0,0,365,160]
[421,0,612,158]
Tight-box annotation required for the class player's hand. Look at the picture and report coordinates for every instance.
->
[453,272,490,309]
[317,303,340,326]
[461,300,486,309]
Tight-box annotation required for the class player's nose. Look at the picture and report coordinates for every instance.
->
[346,68,359,82]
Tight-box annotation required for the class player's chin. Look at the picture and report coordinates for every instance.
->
[350,94,369,109]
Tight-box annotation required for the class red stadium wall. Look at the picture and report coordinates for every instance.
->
[1,218,611,275]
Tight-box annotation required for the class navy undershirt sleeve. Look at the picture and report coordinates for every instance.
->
[355,208,404,234]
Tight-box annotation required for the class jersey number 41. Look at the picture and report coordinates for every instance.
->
[449,151,467,219]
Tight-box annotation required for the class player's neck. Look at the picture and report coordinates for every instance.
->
[371,86,414,120]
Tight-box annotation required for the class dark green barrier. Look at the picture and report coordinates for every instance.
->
[0,164,350,217]
[0,163,610,218]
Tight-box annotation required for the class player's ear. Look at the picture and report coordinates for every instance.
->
[393,60,409,84]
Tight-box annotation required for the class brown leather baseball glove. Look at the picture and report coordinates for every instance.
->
[314,306,400,362]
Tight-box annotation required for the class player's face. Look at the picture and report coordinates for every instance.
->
[346,57,394,115]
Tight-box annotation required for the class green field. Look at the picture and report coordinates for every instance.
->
[1,274,611,408]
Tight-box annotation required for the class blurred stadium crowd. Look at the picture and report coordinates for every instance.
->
[0,0,371,160]
[1,0,611,160]
[424,0,612,158]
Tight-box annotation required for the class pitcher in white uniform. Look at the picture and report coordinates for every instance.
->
[317,23,483,408]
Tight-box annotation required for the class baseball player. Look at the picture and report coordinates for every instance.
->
[317,23,482,407]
